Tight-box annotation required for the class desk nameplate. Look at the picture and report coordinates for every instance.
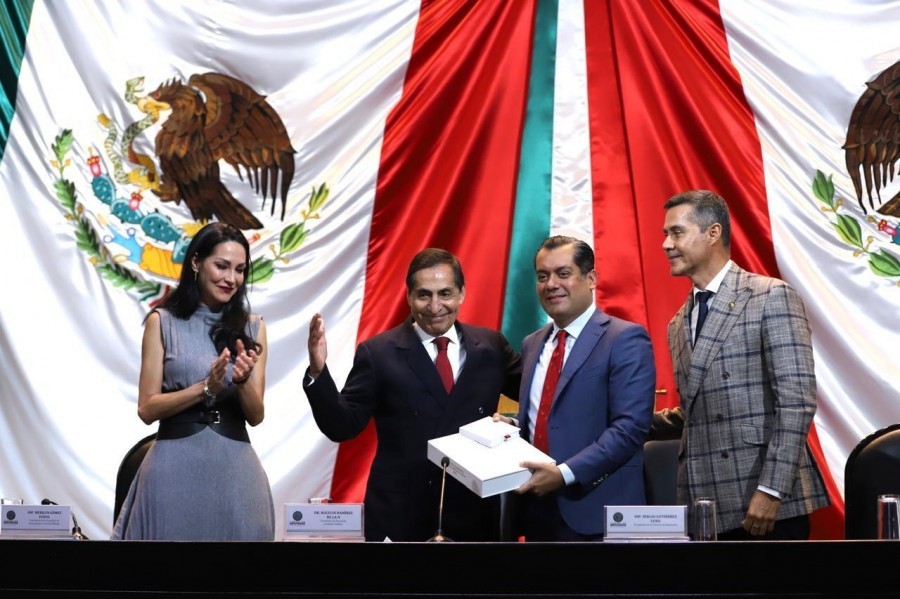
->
[604,505,689,542]
[1,504,71,538]
[283,503,364,542]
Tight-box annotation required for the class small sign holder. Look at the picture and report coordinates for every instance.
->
[282,502,364,542]
[1,504,73,539]
[603,505,690,542]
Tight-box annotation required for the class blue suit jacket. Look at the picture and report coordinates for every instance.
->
[305,319,521,542]
[517,308,656,535]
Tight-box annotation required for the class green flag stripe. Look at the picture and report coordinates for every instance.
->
[501,0,557,350]
[0,0,35,162]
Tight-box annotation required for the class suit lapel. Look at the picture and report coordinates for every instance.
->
[553,309,609,409]
[522,324,553,404]
[671,293,693,393]
[453,322,479,392]
[685,265,752,407]
[402,321,448,404]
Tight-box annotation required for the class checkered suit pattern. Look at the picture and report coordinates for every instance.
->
[662,263,829,533]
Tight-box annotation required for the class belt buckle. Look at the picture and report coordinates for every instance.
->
[209,410,221,425]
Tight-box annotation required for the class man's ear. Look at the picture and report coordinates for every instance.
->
[707,222,723,246]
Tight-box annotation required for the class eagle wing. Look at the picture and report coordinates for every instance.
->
[843,61,900,213]
[189,72,297,220]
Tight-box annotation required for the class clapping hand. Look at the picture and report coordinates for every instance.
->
[207,348,230,395]
[232,339,259,385]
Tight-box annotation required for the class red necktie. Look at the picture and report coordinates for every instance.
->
[533,329,567,453]
[433,336,454,393]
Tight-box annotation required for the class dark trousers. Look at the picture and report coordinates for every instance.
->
[718,513,810,541]
[517,494,603,542]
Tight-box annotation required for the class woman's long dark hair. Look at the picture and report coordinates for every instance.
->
[156,222,262,357]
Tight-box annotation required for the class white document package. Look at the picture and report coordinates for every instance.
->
[458,416,521,448]
[427,431,555,498]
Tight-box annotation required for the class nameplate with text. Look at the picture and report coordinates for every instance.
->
[603,505,689,542]
[1,504,70,537]
[283,503,364,541]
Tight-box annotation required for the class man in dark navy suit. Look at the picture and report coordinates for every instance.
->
[304,248,521,542]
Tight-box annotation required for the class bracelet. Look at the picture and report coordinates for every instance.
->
[202,378,216,399]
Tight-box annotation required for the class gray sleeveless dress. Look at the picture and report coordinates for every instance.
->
[111,306,275,540]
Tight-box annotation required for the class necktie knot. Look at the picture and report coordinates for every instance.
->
[433,336,450,352]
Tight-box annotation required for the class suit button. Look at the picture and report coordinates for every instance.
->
[721,451,729,458]
[478,407,484,414]
[722,372,730,379]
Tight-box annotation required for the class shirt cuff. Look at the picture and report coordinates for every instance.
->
[558,463,575,486]
[758,485,781,499]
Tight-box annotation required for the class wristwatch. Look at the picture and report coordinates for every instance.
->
[202,378,216,400]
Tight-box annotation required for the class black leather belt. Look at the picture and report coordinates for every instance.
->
[157,404,250,443]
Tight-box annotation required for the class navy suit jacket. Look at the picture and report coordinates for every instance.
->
[517,308,655,536]
[304,319,521,542]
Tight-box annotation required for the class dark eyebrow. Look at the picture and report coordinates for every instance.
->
[214,257,246,268]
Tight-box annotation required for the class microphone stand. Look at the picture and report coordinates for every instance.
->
[427,457,453,542]
[42,498,89,540]
[71,512,88,540]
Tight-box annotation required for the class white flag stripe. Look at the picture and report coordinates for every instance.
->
[551,0,594,244]
[721,0,900,497]
[0,0,419,539]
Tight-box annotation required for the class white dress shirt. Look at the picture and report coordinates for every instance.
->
[412,322,465,383]
[526,305,597,486]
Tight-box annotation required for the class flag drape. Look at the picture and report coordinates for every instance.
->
[2,0,898,541]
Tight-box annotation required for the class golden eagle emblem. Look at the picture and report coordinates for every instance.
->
[149,72,296,229]
[843,60,900,218]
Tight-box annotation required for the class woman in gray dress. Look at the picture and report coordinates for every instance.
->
[112,222,275,540]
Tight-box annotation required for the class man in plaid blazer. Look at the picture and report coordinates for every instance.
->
[653,190,829,540]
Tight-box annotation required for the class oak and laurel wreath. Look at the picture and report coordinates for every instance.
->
[812,170,900,281]
[249,181,328,284]
[52,129,161,300]
[51,128,328,299]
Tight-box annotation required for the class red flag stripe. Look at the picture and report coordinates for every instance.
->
[331,0,537,503]
[584,0,843,537]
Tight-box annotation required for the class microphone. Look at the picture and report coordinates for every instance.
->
[42,498,89,540]
[427,457,453,542]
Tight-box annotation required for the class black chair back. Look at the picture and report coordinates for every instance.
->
[643,439,680,506]
[113,433,156,526]
[844,424,900,539]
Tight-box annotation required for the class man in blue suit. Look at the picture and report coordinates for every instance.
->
[498,235,656,541]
